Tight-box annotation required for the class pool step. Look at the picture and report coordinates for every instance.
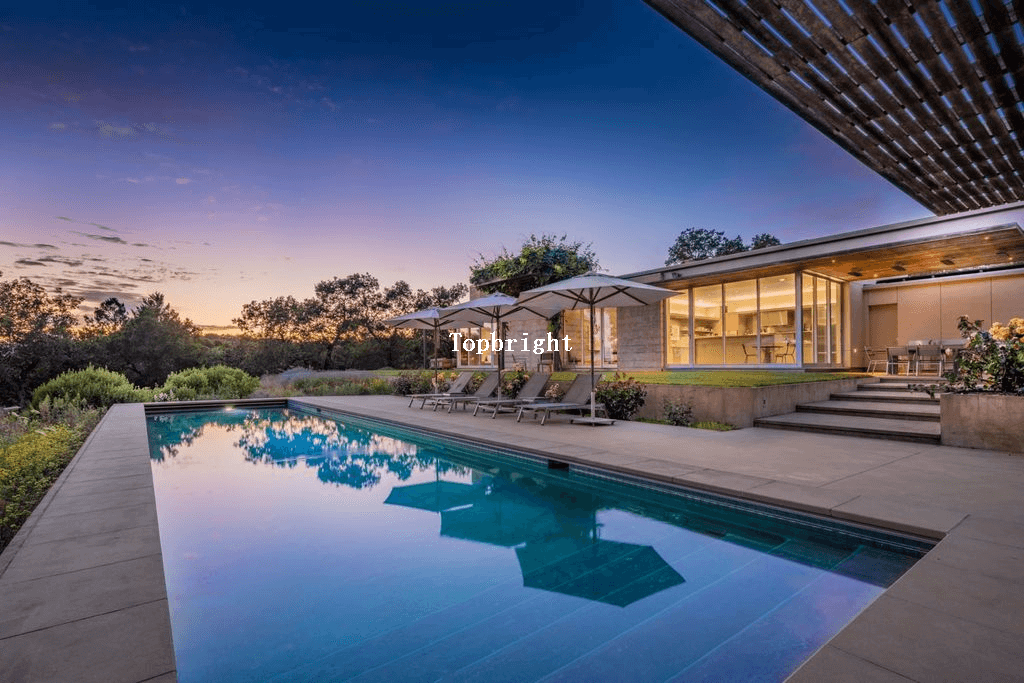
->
[755,412,941,444]
[797,400,940,422]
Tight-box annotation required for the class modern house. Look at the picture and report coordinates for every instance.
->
[456,201,1024,372]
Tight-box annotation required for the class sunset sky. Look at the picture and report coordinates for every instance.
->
[2,1,928,329]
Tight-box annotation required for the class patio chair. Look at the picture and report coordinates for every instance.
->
[538,352,556,373]
[915,344,944,376]
[863,347,889,373]
[886,347,911,375]
[472,372,551,418]
[433,372,500,413]
[741,343,758,363]
[774,341,796,363]
[407,371,474,408]
[516,375,608,425]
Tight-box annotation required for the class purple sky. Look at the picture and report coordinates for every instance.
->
[1,1,928,328]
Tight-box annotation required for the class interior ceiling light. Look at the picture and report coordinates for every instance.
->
[892,263,906,271]
[848,269,863,277]
[941,257,955,265]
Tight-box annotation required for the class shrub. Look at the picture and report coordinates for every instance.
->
[1,425,87,548]
[392,371,435,396]
[290,377,394,396]
[501,370,530,398]
[156,365,260,401]
[31,366,148,409]
[595,373,647,420]
[544,382,566,402]
[662,399,693,426]
[940,316,1024,395]
[691,421,735,431]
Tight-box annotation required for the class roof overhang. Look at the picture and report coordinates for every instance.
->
[626,201,1024,287]
[644,0,1024,214]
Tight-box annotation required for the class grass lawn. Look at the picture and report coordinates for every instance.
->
[368,369,868,387]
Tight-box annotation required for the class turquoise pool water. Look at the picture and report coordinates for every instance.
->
[147,407,927,683]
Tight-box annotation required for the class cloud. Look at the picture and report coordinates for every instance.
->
[175,177,192,185]
[127,44,149,52]
[35,255,85,266]
[72,231,129,244]
[56,216,73,222]
[0,241,58,249]
[89,223,116,232]
[14,259,47,266]
[124,178,141,183]
[321,97,338,111]
[49,122,67,130]
[95,120,136,137]
[131,243,150,247]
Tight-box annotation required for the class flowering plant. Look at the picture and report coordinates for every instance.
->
[500,370,529,398]
[544,383,565,401]
[944,316,1024,395]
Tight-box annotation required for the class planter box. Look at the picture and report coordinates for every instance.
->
[630,378,865,428]
[941,393,1024,453]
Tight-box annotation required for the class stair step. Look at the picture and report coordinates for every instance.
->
[832,390,939,405]
[874,376,946,383]
[858,382,938,392]
[754,413,941,444]
[797,400,940,422]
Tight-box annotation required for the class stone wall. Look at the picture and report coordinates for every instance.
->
[940,393,1024,453]
[617,303,664,370]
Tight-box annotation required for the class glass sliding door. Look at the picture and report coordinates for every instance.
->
[562,308,618,368]
[799,273,844,367]
[666,291,690,365]
[759,274,797,364]
[694,285,723,365]
[724,279,758,364]
[456,325,494,367]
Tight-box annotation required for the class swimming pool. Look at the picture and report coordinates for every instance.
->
[146,406,928,682]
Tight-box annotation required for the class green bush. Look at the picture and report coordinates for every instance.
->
[662,399,693,426]
[1,425,87,548]
[156,365,260,401]
[500,370,530,398]
[595,373,647,421]
[31,366,149,409]
[941,316,1024,395]
[290,377,394,396]
[391,371,435,396]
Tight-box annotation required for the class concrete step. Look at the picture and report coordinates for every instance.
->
[874,375,945,384]
[832,390,939,405]
[858,381,942,392]
[797,400,941,422]
[754,412,941,444]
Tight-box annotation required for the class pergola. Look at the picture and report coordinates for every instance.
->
[645,0,1024,214]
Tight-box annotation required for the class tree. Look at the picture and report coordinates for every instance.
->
[665,228,781,265]
[80,297,128,337]
[751,233,782,250]
[470,234,599,297]
[105,293,204,387]
[0,275,84,404]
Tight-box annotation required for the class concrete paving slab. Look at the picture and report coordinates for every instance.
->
[59,472,154,497]
[624,458,703,482]
[827,595,1024,683]
[746,480,860,514]
[948,515,1024,548]
[0,600,175,683]
[917,532,1024,584]
[40,485,156,519]
[0,554,167,638]
[884,555,1024,635]
[831,496,966,539]
[787,645,915,682]
[25,502,158,545]
[678,468,774,494]
[1,524,162,583]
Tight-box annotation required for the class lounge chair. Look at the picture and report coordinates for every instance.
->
[472,372,551,418]
[434,372,500,413]
[408,371,473,408]
[516,375,608,425]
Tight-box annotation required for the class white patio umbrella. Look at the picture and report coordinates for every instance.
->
[440,293,562,399]
[516,273,676,424]
[384,307,461,382]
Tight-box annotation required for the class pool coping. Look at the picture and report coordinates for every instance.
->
[1,396,1022,682]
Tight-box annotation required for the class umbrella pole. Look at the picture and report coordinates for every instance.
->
[589,300,596,418]
[496,319,505,399]
[432,326,440,385]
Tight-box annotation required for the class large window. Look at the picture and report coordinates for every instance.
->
[455,325,494,367]
[693,285,723,365]
[802,273,843,366]
[666,291,690,365]
[562,308,617,367]
[724,279,758,364]
[759,274,796,364]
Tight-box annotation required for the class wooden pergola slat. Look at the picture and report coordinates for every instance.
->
[645,0,1024,214]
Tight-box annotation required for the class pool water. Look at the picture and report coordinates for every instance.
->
[147,407,926,683]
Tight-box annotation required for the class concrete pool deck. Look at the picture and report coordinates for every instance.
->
[1,395,1023,681]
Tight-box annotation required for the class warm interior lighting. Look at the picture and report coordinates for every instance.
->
[892,263,906,271]
[847,269,862,277]
[941,257,955,265]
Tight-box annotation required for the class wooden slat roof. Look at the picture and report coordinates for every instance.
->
[645,0,1024,214]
